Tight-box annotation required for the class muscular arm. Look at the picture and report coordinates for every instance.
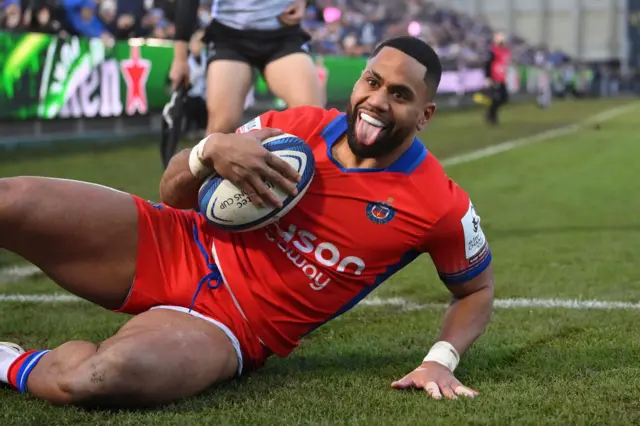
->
[436,265,494,355]
[159,128,297,210]
[159,149,201,210]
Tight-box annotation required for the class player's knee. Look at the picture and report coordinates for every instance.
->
[280,85,324,108]
[0,177,32,232]
[285,95,324,108]
[206,110,241,134]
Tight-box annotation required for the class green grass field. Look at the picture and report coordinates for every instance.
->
[1,98,640,425]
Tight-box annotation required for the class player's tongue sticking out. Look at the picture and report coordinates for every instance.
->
[356,111,385,146]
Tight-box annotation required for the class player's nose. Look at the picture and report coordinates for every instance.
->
[364,89,390,112]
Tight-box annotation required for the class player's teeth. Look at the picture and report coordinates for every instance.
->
[360,112,385,127]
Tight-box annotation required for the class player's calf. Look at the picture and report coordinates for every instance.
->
[1,309,240,408]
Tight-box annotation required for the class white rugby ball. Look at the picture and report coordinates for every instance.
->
[198,133,315,232]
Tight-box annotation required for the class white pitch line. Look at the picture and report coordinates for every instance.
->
[0,265,42,283]
[359,297,640,311]
[0,294,80,302]
[441,102,638,167]
[1,294,639,311]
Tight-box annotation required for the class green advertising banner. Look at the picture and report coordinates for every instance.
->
[0,32,173,120]
[0,31,541,121]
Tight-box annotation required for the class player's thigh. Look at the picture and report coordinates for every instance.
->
[205,58,254,134]
[0,177,136,309]
[263,52,323,108]
[70,308,238,406]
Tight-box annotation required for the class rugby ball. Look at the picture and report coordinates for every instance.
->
[198,133,315,232]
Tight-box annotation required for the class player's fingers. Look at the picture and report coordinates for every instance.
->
[252,127,284,141]
[265,152,302,185]
[236,179,266,209]
[391,376,414,389]
[439,384,458,400]
[424,382,442,400]
[260,163,298,197]
[454,385,479,398]
[247,174,282,208]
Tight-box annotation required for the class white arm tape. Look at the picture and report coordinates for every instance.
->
[188,137,215,180]
[423,341,460,372]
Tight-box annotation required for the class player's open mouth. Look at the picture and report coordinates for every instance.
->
[356,111,388,146]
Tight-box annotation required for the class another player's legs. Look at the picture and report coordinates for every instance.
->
[263,52,324,108]
[0,177,239,406]
[205,60,254,134]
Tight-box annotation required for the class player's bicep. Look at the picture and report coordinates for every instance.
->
[445,263,494,300]
[422,191,492,286]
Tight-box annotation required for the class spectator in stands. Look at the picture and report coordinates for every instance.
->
[62,0,112,44]
[140,7,169,39]
[23,2,65,35]
[97,0,116,33]
[1,0,22,30]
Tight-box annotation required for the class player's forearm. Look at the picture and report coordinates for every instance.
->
[159,149,201,209]
[436,284,494,356]
[173,41,189,63]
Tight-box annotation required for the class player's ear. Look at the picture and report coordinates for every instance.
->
[417,102,436,131]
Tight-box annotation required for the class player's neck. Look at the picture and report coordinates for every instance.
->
[332,136,412,170]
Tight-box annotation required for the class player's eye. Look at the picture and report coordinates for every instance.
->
[366,78,379,88]
[392,91,408,101]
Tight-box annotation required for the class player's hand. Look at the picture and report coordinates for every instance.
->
[169,58,189,90]
[391,362,479,400]
[203,129,302,208]
[278,0,305,26]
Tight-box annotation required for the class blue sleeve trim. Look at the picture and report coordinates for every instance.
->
[439,250,492,285]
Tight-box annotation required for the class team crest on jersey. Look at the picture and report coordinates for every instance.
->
[366,201,395,225]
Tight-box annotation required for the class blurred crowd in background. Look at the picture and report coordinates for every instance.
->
[0,0,573,67]
[0,0,635,96]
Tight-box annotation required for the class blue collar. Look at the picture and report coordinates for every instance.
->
[320,113,427,175]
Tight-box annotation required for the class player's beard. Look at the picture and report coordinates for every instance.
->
[345,101,411,159]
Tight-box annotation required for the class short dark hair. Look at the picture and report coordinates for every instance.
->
[370,36,442,99]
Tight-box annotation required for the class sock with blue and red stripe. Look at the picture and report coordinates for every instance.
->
[7,350,50,393]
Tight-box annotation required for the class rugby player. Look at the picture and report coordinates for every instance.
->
[169,0,324,135]
[0,36,494,407]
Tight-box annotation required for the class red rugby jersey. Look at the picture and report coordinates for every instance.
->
[208,106,492,357]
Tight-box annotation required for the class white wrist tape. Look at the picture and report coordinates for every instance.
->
[423,341,460,372]
[188,137,214,180]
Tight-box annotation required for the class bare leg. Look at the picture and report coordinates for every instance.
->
[263,53,324,108]
[205,60,254,135]
[26,309,238,407]
[0,177,137,309]
[0,177,239,407]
